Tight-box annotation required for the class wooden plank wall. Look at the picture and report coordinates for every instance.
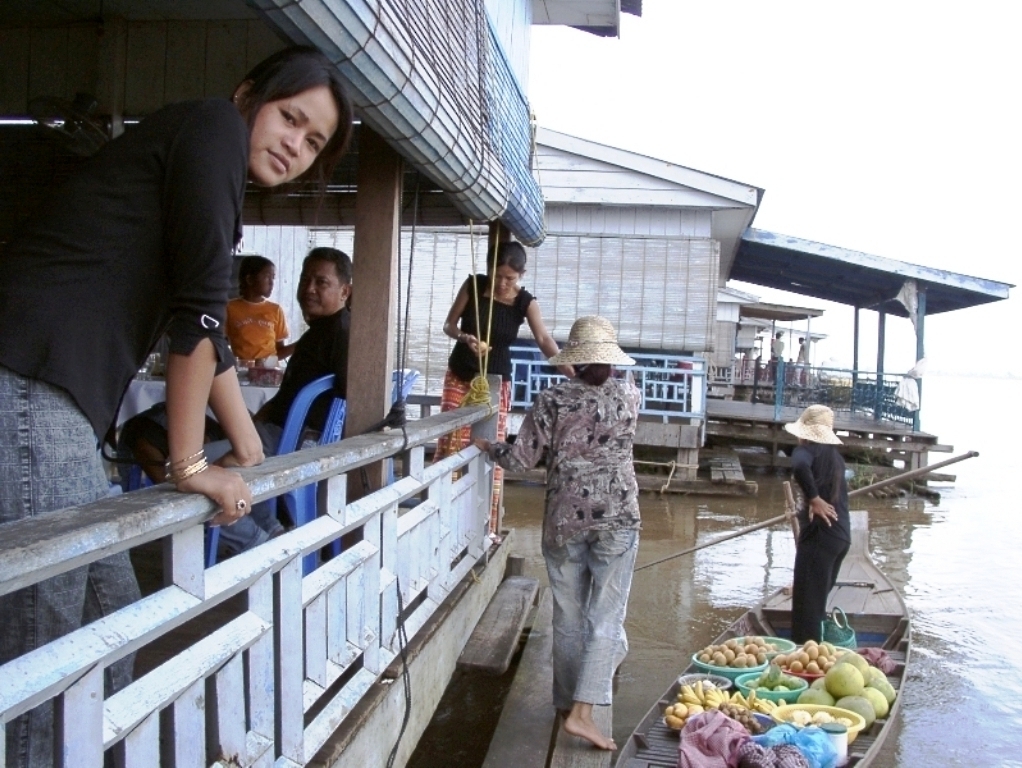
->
[545,203,710,238]
[0,19,284,116]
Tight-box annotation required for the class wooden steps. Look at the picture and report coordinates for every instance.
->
[458,575,539,675]
[481,589,557,768]
[709,452,746,484]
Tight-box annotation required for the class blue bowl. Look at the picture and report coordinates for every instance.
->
[690,654,767,682]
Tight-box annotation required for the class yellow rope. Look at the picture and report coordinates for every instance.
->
[461,221,501,409]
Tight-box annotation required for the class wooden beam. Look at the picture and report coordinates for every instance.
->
[347,127,402,491]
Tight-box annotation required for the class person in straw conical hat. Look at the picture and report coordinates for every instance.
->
[475,316,639,751]
[784,404,852,643]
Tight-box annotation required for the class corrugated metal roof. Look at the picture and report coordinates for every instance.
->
[734,229,1013,317]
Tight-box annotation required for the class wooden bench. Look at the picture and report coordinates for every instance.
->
[458,575,539,675]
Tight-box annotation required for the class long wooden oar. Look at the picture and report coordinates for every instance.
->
[633,450,979,573]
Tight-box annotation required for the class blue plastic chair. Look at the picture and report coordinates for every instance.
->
[208,375,346,572]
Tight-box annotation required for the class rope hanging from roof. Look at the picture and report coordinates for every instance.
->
[460,220,499,410]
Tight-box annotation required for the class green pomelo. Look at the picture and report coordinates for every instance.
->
[861,687,890,719]
[825,663,865,698]
[835,695,876,728]
[868,679,897,705]
[838,652,871,677]
[867,667,888,687]
[810,677,829,691]
[798,688,835,706]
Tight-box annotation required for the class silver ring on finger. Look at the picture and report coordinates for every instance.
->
[236,499,248,512]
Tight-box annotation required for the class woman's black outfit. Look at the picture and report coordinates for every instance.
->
[446,274,533,382]
[790,442,851,643]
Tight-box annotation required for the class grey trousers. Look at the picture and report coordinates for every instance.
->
[543,527,638,710]
[0,366,142,768]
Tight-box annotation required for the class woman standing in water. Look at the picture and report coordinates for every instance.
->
[0,46,353,768]
[438,240,571,532]
[476,316,640,751]
[785,404,851,643]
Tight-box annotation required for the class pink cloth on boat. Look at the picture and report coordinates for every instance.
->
[856,647,897,674]
[678,710,750,768]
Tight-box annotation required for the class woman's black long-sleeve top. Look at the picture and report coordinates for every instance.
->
[791,442,851,543]
[0,99,246,438]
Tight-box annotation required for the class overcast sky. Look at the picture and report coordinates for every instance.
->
[528,2,1019,377]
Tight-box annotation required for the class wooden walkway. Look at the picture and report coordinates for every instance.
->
[482,589,614,768]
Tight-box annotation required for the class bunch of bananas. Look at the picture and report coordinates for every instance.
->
[750,697,780,715]
[679,681,762,710]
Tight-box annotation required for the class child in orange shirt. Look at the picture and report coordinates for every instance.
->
[226,256,293,361]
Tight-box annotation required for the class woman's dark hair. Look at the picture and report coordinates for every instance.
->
[576,364,612,386]
[304,247,353,285]
[488,241,528,274]
[238,255,274,289]
[235,46,355,191]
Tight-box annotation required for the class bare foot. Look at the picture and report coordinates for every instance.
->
[563,710,617,751]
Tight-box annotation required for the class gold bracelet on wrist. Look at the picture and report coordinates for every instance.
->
[166,457,209,484]
[167,448,205,469]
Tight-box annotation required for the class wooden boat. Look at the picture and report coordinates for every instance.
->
[616,510,910,767]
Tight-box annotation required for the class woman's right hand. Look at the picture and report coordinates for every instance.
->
[176,464,254,527]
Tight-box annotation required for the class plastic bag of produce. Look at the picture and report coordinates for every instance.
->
[751,725,837,768]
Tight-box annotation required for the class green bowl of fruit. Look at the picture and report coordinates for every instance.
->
[735,666,808,704]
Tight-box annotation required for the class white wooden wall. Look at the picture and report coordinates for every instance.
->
[484,0,533,87]
[544,204,712,237]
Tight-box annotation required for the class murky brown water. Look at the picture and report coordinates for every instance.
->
[410,375,1020,767]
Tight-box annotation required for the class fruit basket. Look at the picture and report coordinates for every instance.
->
[690,654,767,682]
[734,671,808,704]
[770,704,867,744]
[757,636,797,656]
[676,673,733,692]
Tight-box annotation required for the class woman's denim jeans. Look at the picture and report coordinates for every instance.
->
[0,366,141,768]
[543,527,638,710]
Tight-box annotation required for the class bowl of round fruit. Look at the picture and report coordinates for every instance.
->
[690,637,779,681]
[771,639,844,681]
[757,636,797,657]
[735,666,808,704]
[771,704,866,744]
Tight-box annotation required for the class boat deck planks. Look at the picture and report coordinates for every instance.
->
[458,575,539,675]
[481,589,557,768]
[615,510,910,768]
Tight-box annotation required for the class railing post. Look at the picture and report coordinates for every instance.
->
[752,358,761,403]
[471,374,501,534]
[774,359,785,421]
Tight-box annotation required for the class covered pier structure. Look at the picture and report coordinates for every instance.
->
[700,228,1013,471]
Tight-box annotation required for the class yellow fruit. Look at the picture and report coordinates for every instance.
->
[666,715,685,730]
[687,704,705,716]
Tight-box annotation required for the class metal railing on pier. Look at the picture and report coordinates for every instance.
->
[0,407,494,767]
[509,346,708,421]
[732,359,919,428]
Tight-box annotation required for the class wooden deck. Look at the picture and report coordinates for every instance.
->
[705,399,950,470]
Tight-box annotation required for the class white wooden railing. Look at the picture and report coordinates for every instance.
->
[0,406,493,768]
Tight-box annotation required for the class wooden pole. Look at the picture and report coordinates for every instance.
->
[633,451,979,573]
[347,127,402,493]
[783,481,800,542]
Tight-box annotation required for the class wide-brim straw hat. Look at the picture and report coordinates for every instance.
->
[784,405,843,445]
[547,316,636,366]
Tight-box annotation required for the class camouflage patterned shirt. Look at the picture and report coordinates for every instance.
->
[490,376,641,548]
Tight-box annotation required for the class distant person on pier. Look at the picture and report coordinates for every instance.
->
[437,240,571,533]
[0,47,353,768]
[771,331,785,361]
[475,316,640,751]
[797,337,808,364]
[785,405,851,643]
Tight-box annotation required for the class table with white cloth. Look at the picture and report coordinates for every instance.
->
[116,378,279,427]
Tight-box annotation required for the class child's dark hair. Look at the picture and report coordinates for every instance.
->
[576,364,612,386]
[235,46,355,191]
[489,241,528,274]
[238,255,274,289]
[304,247,353,285]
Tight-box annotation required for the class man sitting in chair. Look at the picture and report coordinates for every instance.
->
[124,247,352,554]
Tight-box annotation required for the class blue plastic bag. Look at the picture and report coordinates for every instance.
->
[751,725,837,768]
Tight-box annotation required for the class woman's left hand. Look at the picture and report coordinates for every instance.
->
[808,496,838,526]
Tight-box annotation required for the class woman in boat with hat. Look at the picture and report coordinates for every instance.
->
[0,47,353,768]
[785,404,852,643]
[475,316,640,751]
